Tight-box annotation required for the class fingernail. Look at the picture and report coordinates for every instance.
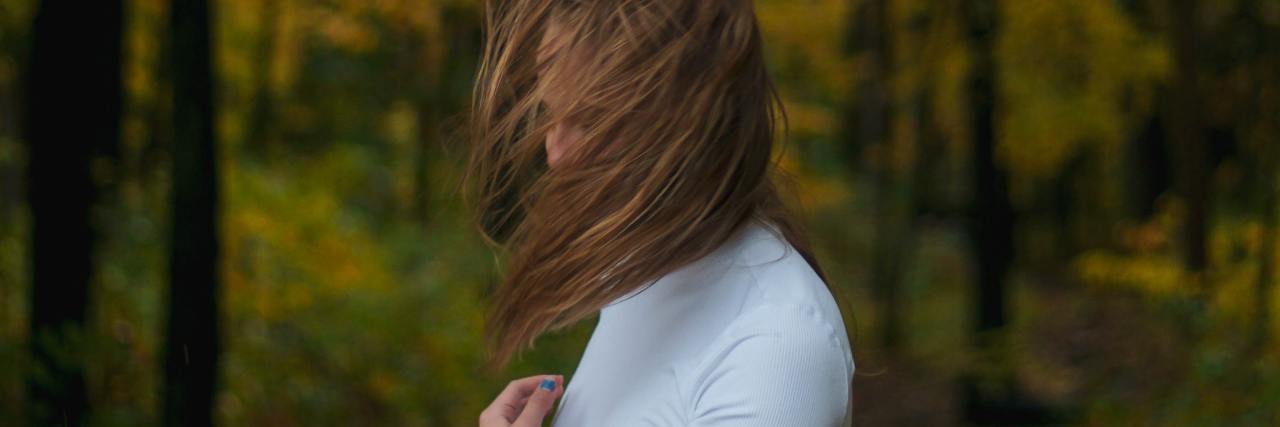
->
[539,377,556,391]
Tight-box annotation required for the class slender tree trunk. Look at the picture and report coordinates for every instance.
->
[963,0,1027,421]
[1129,112,1172,220]
[0,96,16,226]
[24,0,123,424]
[1166,0,1209,293]
[966,0,1011,345]
[848,0,905,350]
[246,0,280,159]
[402,23,437,225]
[163,0,221,425]
[1252,140,1277,357]
[1120,0,1173,226]
[1248,0,1278,353]
[413,96,437,224]
[0,28,18,223]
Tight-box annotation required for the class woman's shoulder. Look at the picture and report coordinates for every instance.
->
[727,219,847,337]
[669,220,855,424]
[716,219,852,356]
[678,302,854,425]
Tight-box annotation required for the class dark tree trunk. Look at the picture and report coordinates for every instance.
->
[245,0,280,159]
[961,0,1057,424]
[163,0,221,426]
[1253,137,1277,357]
[1129,112,1172,219]
[413,97,437,224]
[1119,0,1173,226]
[417,2,483,226]
[1166,0,1209,289]
[398,22,436,225]
[847,0,905,350]
[440,3,483,123]
[1244,0,1279,357]
[24,0,123,424]
[0,29,20,223]
[966,0,1012,344]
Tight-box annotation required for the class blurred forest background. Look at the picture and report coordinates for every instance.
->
[1,0,1278,425]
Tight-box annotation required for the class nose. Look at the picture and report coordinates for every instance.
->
[542,121,558,166]
[546,121,568,167]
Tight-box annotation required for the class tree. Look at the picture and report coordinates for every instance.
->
[245,0,281,160]
[1165,0,1209,294]
[846,0,907,350]
[24,0,123,424]
[163,0,221,425]
[962,0,1055,424]
[965,0,1011,355]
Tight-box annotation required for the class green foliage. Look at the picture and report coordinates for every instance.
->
[998,0,1168,201]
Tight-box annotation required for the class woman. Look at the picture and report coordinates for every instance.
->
[467,0,856,426]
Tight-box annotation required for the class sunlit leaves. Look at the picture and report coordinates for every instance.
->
[997,0,1168,186]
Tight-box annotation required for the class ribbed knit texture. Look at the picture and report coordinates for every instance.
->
[550,219,855,426]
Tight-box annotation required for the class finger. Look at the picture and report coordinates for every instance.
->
[512,376,563,427]
[493,375,547,408]
[510,394,532,415]
[485,375,554,422]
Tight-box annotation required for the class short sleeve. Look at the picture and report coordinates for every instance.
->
[686,304,853,427]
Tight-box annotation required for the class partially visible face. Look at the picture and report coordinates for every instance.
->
[537,20,585,168]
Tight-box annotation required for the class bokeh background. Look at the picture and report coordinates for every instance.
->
[1,0,1278,425]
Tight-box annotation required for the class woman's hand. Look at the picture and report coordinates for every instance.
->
[479,374,565,427]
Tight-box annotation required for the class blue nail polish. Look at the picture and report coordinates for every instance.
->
[540,378,556,391]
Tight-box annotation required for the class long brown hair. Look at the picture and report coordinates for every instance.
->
[465,0,836,373]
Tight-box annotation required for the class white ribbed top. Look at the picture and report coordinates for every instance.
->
[549,218,855,426]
